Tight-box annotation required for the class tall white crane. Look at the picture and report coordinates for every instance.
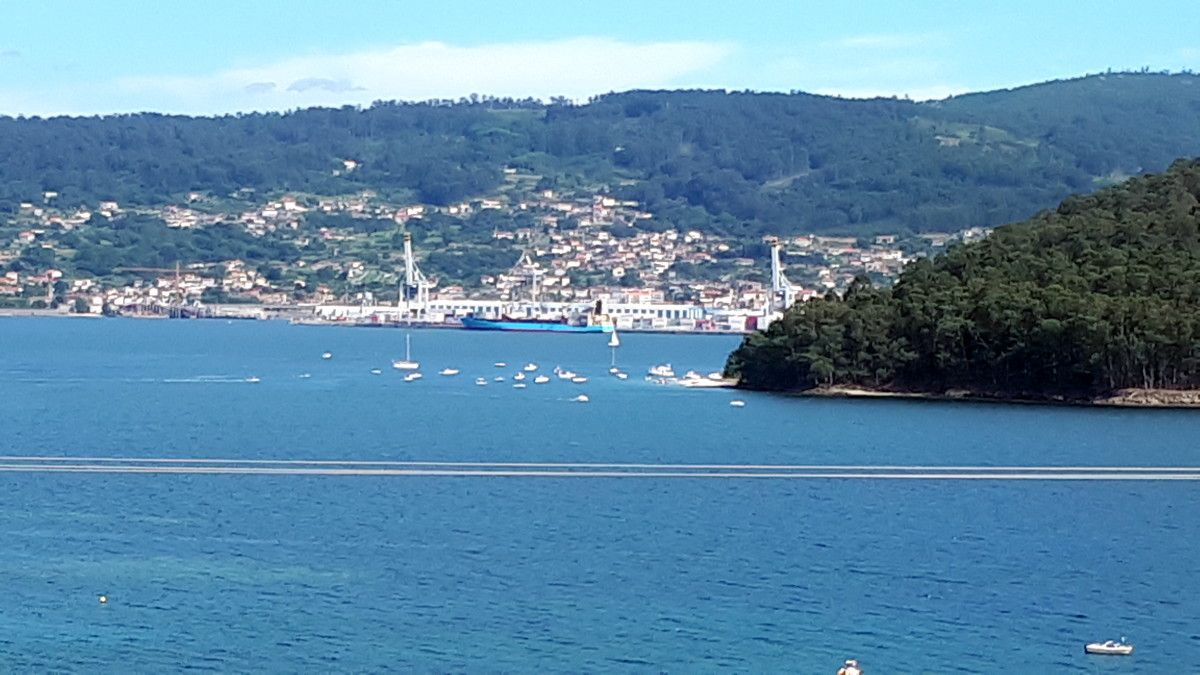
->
[399,232,431,316]
[769,239,797,311]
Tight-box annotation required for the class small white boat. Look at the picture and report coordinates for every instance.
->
[493,376,505,382]
[299,373,312,379]
[523,363,539,372]
[475,377,488,386]
[403,372,423,382]
[370,369,382,375]
[1085,639,1133,655]
[322,352,333,360]
[244,376,261,383]
[608,366,620,374]
[557,370,576,380]
[439,368,460,376]
[534,375,551,384]
[513,372,526,381]
[729,400,746,407]
[392,334,420,370]
[571,376,588,384]
[648,363,675,378]
[513,383,527,389]
[615,372,629,380]
[573,394,589,403]
[494,362,507,368]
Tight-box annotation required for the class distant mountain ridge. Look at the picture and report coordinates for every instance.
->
[3,72,1200,237]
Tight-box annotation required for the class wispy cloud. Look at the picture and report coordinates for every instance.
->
[828,33,941,50]
[16,37,730,115]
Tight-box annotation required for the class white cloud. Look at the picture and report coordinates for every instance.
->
[830,33,941,50]
[39,37,729,115]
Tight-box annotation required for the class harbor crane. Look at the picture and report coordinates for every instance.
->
[767,237,797,311]
[398,232,432,317]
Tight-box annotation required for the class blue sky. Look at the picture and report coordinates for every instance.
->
[1,0,1197,115]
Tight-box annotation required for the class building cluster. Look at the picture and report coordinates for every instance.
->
[0,181,990,323]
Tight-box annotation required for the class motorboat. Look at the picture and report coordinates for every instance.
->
[475,377,488,386]
[439,368,460,376]
[615,372,629,380]
[557,369,576,380]
[608,366,620,374]
[299,373,312,379]
[523,363,539,372]
[573,394,589,403]
[403,372,423,382]
[321,352,333,360]
[648,363,675,378]
[513,383,527,389]
[1085,640,1133,655]
[244,376,261,383]
[494,362,507,368]
[370,368,382,375]
[571,376,588,384]
[729,400,746,407]
[534,375,551,384]
[493,376,505,382]
[392,334,420,370]
[513,372,526,381]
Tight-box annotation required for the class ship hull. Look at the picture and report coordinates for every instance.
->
[460,317,610,333]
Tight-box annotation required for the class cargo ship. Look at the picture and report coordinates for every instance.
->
[460,315,612,333]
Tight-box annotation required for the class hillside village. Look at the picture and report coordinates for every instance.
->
[0,177,990,321]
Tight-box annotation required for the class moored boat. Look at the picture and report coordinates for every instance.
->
[1085,639,1133,655]
[392,334,420,370]
[649,363,675,378]
[460,315,611,333]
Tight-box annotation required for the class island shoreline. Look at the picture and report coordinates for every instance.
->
[756,385,1200,409]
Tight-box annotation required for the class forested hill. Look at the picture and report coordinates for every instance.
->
[3,72,1200,237]
[725,158,1200,399]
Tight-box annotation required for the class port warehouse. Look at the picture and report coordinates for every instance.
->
[310,299,767,332]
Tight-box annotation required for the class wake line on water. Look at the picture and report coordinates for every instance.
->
[0,456,1198,472]
[0,458,1197,479]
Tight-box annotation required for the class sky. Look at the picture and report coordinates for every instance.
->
[0,0,1197,116]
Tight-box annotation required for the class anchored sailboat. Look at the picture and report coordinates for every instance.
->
[392,333,420,370]
[608,328,621,373]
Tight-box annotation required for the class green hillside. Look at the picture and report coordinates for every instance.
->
[2,72,1200,238]
[725,158,1200,399]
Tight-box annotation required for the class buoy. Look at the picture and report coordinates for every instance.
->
[98,595,108,604]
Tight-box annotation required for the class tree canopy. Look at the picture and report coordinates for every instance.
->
[726,157,1200,398]
[2,73,1200,237]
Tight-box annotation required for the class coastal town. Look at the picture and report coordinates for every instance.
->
[0,175,991,331]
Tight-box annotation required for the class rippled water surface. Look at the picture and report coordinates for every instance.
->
[1,318,1197,671]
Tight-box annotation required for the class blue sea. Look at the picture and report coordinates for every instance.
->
[0,317,1197,672]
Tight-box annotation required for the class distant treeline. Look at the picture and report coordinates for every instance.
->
[3,73,1200,237]
[726,158,1200,397]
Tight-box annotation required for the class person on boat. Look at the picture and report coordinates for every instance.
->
[837,659,862,675]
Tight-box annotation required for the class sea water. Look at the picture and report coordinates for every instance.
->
[0,317,1197,671]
